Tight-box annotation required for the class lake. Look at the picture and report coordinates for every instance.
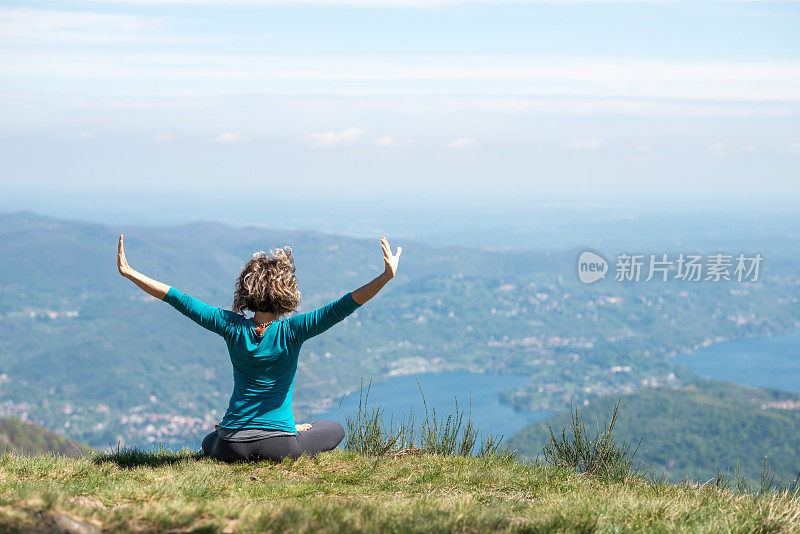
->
[316,372,552,443]
[673,328,800,393]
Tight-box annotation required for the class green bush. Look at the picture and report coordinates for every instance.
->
[540,398,643,482]
[344,378,511,458]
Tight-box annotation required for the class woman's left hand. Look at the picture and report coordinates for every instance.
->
[295,423,312,431]
[117,234,131,277]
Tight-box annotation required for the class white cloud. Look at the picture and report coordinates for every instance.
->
[448,138,476,149]
[55,131,94,140]
[309,127,364,147]
[2,52,799,105]
[567,138,604,150]
[708,141,728,157]
[213,132,248,143]
[372,135,402,147]
[15,91,796,121]
[153,133,173,143]
[774,141,800,154]
[0,7,164,45]
[0,7,228,46]
[741,144,759,154]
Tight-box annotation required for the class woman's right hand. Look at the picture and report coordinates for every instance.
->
[116,234,171,299]
[381,235,402,279]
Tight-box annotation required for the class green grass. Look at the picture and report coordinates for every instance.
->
[1,448,799,533]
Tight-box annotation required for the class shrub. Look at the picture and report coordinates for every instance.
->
[344,379,405,456]
[343,378,513,459]
[541,399,642,482]
[711,456,800,497]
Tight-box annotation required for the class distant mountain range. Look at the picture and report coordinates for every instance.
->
[0,416,93,457]
[0,209,798,460]
[508,380,800,482]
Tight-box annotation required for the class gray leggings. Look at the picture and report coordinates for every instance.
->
[201,420,345,462]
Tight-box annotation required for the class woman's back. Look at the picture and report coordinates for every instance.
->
[163,287,361,433]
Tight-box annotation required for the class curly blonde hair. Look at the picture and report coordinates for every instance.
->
[232,246,301,316]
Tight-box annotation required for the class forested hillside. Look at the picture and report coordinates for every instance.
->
[509,380,800,482]
[0,416,92,457]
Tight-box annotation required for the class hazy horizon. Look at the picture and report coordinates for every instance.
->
[3,199,797,256]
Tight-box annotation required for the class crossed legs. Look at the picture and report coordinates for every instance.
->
[201,420,345,462]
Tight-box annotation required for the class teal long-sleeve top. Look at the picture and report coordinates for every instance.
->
[162,286,361,433]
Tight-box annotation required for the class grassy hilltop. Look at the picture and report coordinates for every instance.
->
[2,390,800,534]
[1,448,799,533]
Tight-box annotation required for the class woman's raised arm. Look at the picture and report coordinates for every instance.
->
[117,234,171,300]
[350,235,402,305]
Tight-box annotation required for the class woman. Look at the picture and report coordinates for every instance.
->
[117,234,402,462]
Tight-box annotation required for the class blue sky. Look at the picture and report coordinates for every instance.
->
[1,0,799,224]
